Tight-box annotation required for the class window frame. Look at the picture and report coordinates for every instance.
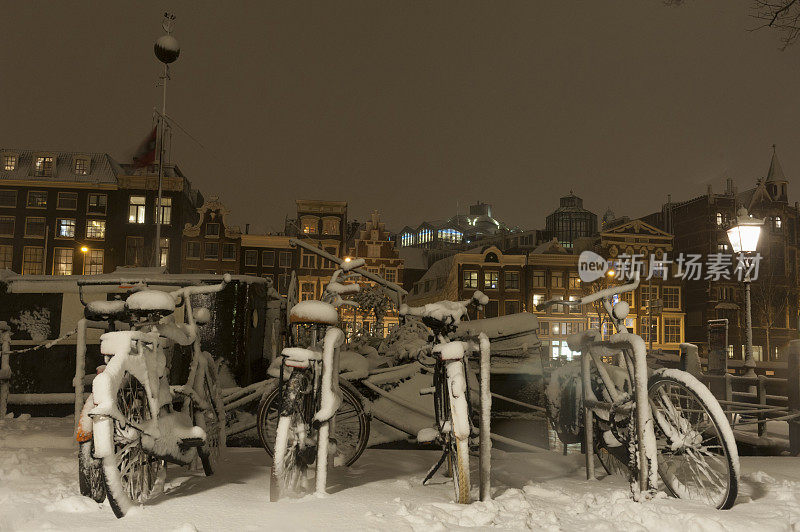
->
[22,246,44,275]
[57,192,78,210]
[87,193,107,215]
[505,270,520,290]
[56,217,76,239]
[204,242,220,260]
[185,241,201,259]
[484,270,499,290]
[85,219,106,240]
[0,215,15,237]
[53,247,74,275]
[222,243,237,261]
[244,249,258,267]
[24,216,46,238]
[128,195,146,224]
[26,190,47,209]
[0,244,12,269]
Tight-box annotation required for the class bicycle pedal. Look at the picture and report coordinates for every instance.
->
[178,437,205,448]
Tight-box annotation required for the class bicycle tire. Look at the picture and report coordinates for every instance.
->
[195,353,225,476]
[648,370,739,510]
[258,377,370,468]
[99,372,165,518]
[78,439,106,503]
[270,370,312,502]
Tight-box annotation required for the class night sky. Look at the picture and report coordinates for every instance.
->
[0,1,797,233]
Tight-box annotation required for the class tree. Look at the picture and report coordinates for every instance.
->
[353,285,392,338]
[667,1,800,50]
[750,267,795,360]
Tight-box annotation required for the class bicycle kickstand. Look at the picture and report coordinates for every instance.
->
[422,449,448,485]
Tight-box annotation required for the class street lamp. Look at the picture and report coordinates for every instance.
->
[726,206,764,378]
[80,246,89,275]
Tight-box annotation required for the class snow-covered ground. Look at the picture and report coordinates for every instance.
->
[2,415,800,531]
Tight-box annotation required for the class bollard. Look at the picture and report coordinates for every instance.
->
[478,333,492,501]
[73,319,87,434]
[581,351,595,480]
[788,340,800,455]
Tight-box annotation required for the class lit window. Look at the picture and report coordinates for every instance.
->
[54,248,73,275]
[128,196,146,223]
[532,294,544,308]
[301,217,318,235]
[664,317,681,344]
[85,249,104,275]
[3,155,16,171]
[87,194,107,215]
[27,191,47,208]
[437,228,463,244]
[74,158,89,175]
[34,156,53,177]
[716,212,723,227]
[24,216,46,237]
[57,218,76,238]
[155,196,172,225]
[0,216,15,236]
[568,273,581,288]
[159,238,169,267]
[775,216,782,229]
[86,219,105,240]
[22,246,44,274]
[463,270,478,288]
[418,228,433,244]
[300,282,316,301]
[57,192,78,210]
[245,250,258,266]
[484,271,499,290]
[0,245,11,269]
[401,232,414,247]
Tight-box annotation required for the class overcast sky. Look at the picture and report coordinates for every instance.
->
[0,1,797,233]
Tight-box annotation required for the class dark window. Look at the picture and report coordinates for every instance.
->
[262,250,275,267]
[505,271,520,290]
[57,192,78,210]
[87,193,107,215]
[24,216,46,237]
[0,216,14,236]
[205,242,219,259]
[244,250,258,266]
[504,300,520,315]
[485,300,499,318]
[0,190,16,207]
[74,158,89,175]
[206,223,220,237]
[125,237,145,266]
[279,251,292,268]
[186,241,201,259]
[222,243,237,261]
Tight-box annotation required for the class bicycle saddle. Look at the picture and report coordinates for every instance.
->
[289,300,339,326]
[125,290,176,318]
[85,300,128,321]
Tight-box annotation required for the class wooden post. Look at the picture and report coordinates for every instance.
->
[73,319,87,433]
[478,333,492,501]
[757,375,767,437]
[581,351,595,480]
[0,323,11,419]
[787,340,800,455]
[679,343,700,378]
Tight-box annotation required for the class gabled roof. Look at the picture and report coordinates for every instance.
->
[766,146,787,183]
[601,219,671,238]
[0,149,119,184]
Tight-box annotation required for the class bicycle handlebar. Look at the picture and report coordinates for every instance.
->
[400,290,488,321]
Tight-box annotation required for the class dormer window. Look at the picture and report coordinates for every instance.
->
[34,156,53,177]
[3,154,16,171]
[775,216,782,229]
[73,157,89,175]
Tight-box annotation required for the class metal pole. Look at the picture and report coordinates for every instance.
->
[73,319,87,434]
[478,332,492,501]
[153,63,167,268]
[0,324,11,419]
[648,277,653,353]
[744,277,756,379]
[581,348,595,480]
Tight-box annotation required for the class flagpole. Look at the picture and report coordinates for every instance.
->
[152,12,179,269]
[153,62,167,268]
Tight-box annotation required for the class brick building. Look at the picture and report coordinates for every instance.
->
[182,197,242,274]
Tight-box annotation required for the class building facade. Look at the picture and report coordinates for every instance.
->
[181,197,242,275]
[240,234,297,295]
[545,192,598,249]
[644,149,800,361]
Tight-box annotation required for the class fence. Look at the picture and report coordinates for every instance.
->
[679,341,800,454]
[0,319,94,433]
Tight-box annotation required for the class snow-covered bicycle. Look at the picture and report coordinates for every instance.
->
[265,259,370,501]
[540,273,739,509]
[75,275,229,517]
[399,291,489,504]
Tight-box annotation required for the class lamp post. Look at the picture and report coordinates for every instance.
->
[726,206,764,379]
[80,246,89,275]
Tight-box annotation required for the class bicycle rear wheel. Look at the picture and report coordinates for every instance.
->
[195,354,225,476]
[270,370,314,501]
[258,377,369,467]
[648,370,739,510]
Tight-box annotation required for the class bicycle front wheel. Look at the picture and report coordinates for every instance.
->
[99,373,165,518]
[195,353,225,476]
[648,370,739,509]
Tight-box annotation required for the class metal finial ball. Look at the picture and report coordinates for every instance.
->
[154,35,180,64]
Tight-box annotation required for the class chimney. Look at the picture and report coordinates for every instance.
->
[245,223,250,234]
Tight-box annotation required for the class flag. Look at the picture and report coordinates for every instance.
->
[132,127,157,168]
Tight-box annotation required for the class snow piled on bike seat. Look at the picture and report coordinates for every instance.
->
[289,300,339,325]
[125,290,176,312]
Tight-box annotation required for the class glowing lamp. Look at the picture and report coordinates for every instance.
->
[726,207,763,254]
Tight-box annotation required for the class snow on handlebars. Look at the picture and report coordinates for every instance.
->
[536,272,640,311]
[399,290,488,326]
